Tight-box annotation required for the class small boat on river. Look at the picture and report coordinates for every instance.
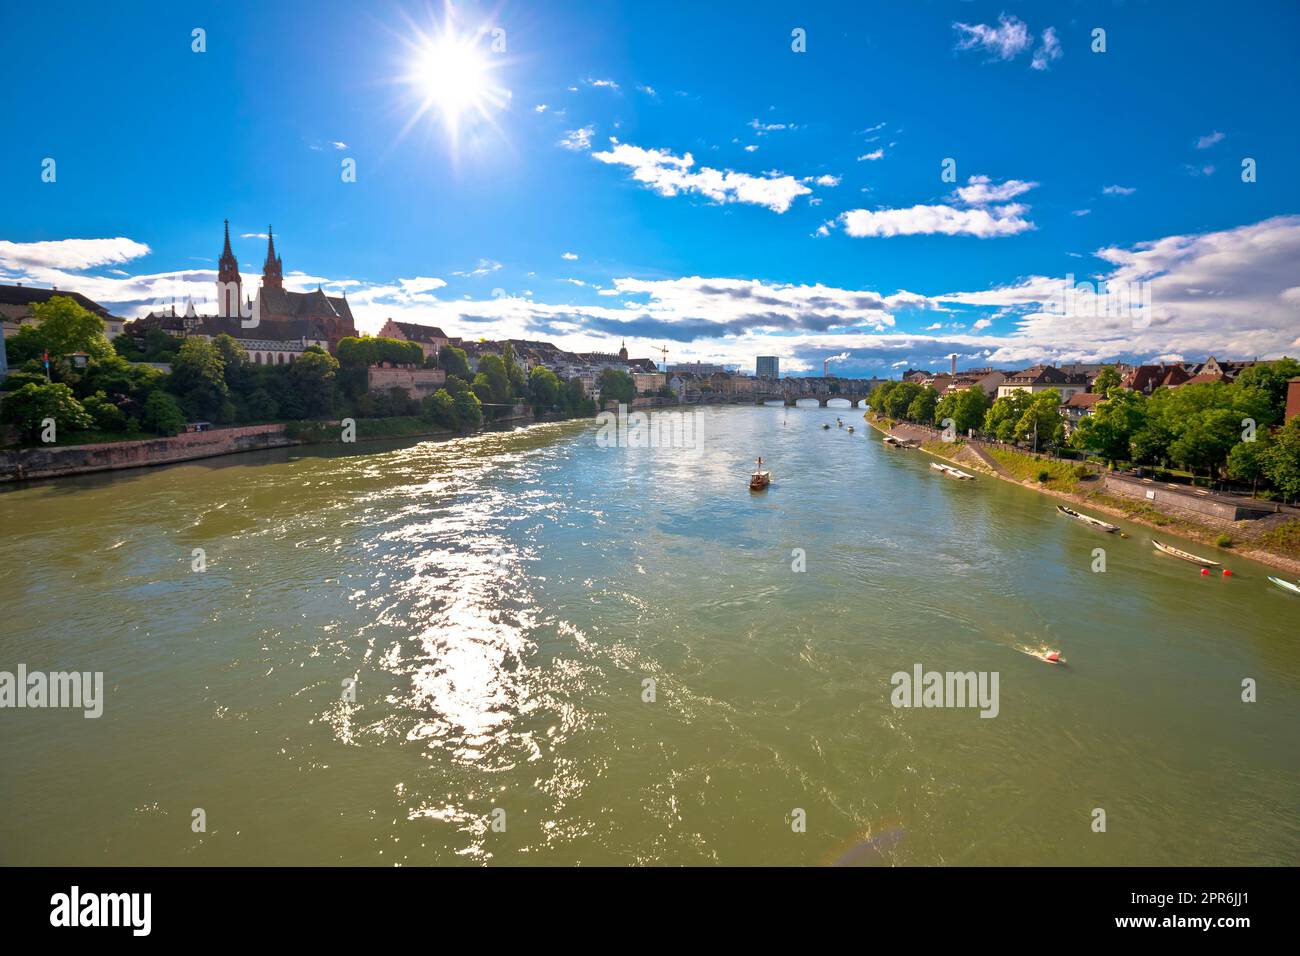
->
[930,462,975,480]
[1152,539,1220,566]
[1057,505,1123,535]
[1267,576,1300,596]
[749,470,771,491]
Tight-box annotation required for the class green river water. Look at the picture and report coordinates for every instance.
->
[1,405,1296,865]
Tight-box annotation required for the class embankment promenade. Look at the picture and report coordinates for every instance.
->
[864,414,1300,577]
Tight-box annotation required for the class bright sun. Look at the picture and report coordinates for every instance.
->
[403,26,508,146]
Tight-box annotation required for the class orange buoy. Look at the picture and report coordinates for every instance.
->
[1222,569,1232,577]
[1200,568,1210,576]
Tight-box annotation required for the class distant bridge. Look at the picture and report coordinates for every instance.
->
[751,377,888,408]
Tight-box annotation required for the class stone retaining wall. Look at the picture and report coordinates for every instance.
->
[0,424,298,482]
[1100,474,1271,523]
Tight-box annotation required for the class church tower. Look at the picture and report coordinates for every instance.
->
[262,225,283,292]
[619,339,629,362]
[217,219,241,317]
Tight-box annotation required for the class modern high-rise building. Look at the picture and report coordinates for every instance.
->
[756,356,779,379]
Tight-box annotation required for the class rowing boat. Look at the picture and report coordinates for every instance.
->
[1056,505,1121,533]
[930,461,975,480]
[1268,576,1300,596]
[1152,539,1220,566]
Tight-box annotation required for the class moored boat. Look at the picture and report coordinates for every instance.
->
[1152,539,1220,566]
[1056,504,1122,534]
[930,462,975,480]
[1268,576,1300,596]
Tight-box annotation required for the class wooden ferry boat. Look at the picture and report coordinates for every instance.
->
[1152,539,1220,566]
[930,462,975,480]
[1268,576,1300,596]
[749,470,771,491]
[1056,505,1123,534]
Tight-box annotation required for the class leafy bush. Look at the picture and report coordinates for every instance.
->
[0,381,94,442]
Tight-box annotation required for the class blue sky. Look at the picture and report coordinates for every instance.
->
[2,0,1298,376]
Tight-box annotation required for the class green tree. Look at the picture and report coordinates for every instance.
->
[1070,387,1146,466]
[1014,389,1065,448]
[1234,358,1300,420]
[438,344,472,380]
[452,388,483,431]
[142,389,185,436]
[983,391,1033,442]
[287,347,339,418]
[421,388,456,428]
[881,381,923,420]
[597,368,636,406]
[1092,366,1123,397]
[81,391,127,431]
[906,386,939,424]
[501,343,527,397]
[935,386,990,435]
[0,382,93,441]
[1226,430,1274,495]
[527,365,562,414]
[169,338,229,420]
[1263,416,1300,501]
[212,334,250,391]
[17,296,115,364]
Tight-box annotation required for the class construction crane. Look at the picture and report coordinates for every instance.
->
[655,344,670,372]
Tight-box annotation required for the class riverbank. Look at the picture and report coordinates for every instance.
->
[0,417,459,483]
[865,413,1300,577]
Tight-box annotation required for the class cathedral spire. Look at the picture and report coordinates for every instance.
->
[262,224,284,292]
[217,218,241,317]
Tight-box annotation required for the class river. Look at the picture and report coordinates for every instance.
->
[1,404,1296,865]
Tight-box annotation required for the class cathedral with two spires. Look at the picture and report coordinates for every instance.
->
[133,220,357,366]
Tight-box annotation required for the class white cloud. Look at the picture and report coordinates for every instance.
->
[451,259,502,278]
[397,276,448,294]
[1073,209,1091,217]
[857,149,884,162]
[840,205,1034,238]
[636,84,658,98]
[558,126,595,151]
[1030,27,1062,70]
[331,141,348,150]
[836,176,1038,238]
[561,252,578,260]
[591,140,813,213]
[953,14,1033,61]
[0,237,151,271]
[805,174,841,187]
[1196,130,1225,149]
[744,144,759,152]
[952,175,1036,206]
[1103,184,1137,196]
[586,77,620,90]
[534,104,548,113]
